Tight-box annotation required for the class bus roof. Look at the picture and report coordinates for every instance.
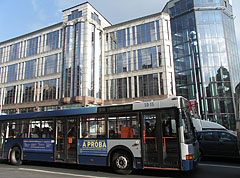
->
[0,96,186,121]
[0,107,98,120]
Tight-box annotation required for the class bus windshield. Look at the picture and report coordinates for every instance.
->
[182,107,196,144]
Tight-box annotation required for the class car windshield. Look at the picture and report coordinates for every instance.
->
[182,107,196,144]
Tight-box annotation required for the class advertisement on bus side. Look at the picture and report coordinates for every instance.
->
[78,139,107,155]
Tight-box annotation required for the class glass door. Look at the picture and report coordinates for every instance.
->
[142,113,162,167]
[66,119,77,163]
[55,118,77,163]
[160,109,180,168]
[56,119,65,161]
[0,123,6,158]
[142,110,180,168]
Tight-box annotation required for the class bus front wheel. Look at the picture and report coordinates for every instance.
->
[10,147,22,166]
[111,151,133,175]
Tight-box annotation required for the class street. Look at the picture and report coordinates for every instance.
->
[0,158,239,178]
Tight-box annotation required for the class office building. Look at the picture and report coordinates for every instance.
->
[163,0,239,129]
[0,2,175,114]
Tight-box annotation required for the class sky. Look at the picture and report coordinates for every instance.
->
[0,0,239,52]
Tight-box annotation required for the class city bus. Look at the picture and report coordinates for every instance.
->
[0,96,199,174]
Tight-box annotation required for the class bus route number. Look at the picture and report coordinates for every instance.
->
[144,102,154,108]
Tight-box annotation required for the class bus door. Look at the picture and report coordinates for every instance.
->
[0,123,6,158]
[142,113,161,167]
[160,110,180,168]
[142,111,180,169]
[55,118,77,163]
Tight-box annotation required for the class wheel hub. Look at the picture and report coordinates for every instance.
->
[116,156,128,169]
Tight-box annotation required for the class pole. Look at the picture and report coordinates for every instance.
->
[189,31,201,118]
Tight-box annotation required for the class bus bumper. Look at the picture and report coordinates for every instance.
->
[182,158,199,171]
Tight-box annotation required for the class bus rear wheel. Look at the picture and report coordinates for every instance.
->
[111,151,133,175]
[10,147,22,166]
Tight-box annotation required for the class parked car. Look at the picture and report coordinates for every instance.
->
[197,130,240,159]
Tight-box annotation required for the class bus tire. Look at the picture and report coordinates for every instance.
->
[111,151,133,175]
[10,147,22,166]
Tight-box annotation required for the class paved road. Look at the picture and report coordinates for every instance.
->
[0,158,239,178]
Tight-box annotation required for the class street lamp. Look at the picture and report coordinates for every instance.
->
[189,31,201,118]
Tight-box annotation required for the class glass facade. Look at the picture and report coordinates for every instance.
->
[45,30,59,51]
[106,20,161,51]
[44,54,58,75]
[164,0,239,129]
[74,22,85,97]
[22,83,35,103]
[4,86,16,105]
[25,59,36,79]
[0,23,62,111]
[0,47,3,64]
[43,79,57,101]
[63,25,74,98]
[26,37,39,57]
[68,10,82,21]
[106,73,160,100]
[105,46,161,74]
[9,42,21,61]
[7,64,18,82]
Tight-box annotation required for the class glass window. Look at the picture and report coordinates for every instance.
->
[7,64,17,82]
[63,25,74,98]
[117,78,123,99]
[108,114,139,139]
[43,79,57,101]
[156,20,160,40]
[128,51,131,72]
[45,30,59,51]
[133,50,137,71]
[116,29,126,49]
[117,53,123,73]
[68,10,82,21]
[44,54,58,75]
[81,116,106,139]
[26,37,38,57]
[202,132,217,141]
[132,26,136,45]
[128,77,132,98]
[0,48,3,64]
[25,59,36,79]
[29,120,41,138]
[134,76,138,97]
[41,120,54,139]
[137,21,156,44]
[9,43,21,61]
[138,73,159,97]
[218,132,236,142]
[127,28,130,46]
[74,22,85,97]
[4,86,16,105]
[7,121,23,138]
[22,83,35,103]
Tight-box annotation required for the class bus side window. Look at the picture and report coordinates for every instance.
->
[108,114,139,139]
[80,117,106,139]
[42,120,54,139]
[29,120,41,138]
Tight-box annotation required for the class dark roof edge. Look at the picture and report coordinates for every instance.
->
[0,22,63,45]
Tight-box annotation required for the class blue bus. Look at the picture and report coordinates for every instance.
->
[0,96,199,174]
